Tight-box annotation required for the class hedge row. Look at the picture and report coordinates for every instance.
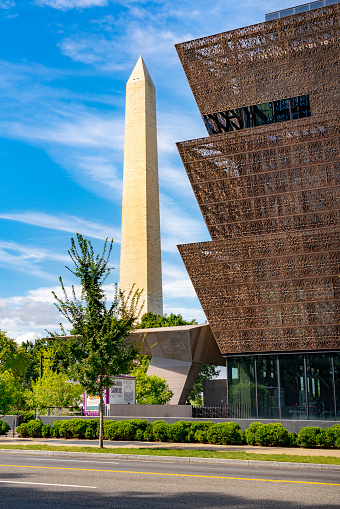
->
[16,419,340,448]
[0,419,10,435]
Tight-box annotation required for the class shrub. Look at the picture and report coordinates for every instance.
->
[206,422,243,445]
[26,419,43,438]
[169,421,192,443]
[255,423,289,447]
[51,420,63,438]
[103,420,118,440]
[126,419,149,440]
[86,419,99,439]
[288,432,298,447]
[68,419,87,439]
[184,422,214,443]
[244,422,264,445]
[0,420,10,434]
[135,428,145,441]
[143,424,154,441]
[297,426,323,448]
[23,411,35,423]
[16,423,29,437]
[59,420,72,439]
[41,424,51,438]
[316,424,340,449]
[152,421,170,442]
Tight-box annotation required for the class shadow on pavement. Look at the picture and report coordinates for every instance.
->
[0,483,338,509]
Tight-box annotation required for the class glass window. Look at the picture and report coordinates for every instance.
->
[257,355,280,419]
[290,97,299,120]
[279,354,307,419]
[334,353,340,420]
[306,353,336,420]
[227,357,257,418]
[298,95,311,118]
[254,103,274,126]
[296,4,310,12]
[310,1,325,10]
[274,99,290,123]
[265,12,279,21]
[279,8,294,17]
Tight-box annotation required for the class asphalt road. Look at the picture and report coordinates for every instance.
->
[0,452,339,508]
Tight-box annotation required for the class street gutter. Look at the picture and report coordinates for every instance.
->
[0,448,339,471]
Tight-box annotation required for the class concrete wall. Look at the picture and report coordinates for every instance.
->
[35,415,338,433]
[106,404,192,418]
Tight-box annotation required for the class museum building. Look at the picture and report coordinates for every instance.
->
[176,1,340,420]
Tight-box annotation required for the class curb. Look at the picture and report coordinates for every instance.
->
[0,448,339,471]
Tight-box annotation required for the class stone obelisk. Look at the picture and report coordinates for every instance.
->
[119,56,163,316]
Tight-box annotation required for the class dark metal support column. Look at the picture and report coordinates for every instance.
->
[304,355,309,420]
[331,354,337,421]
[254,356,258,419]
[277,355,282,420]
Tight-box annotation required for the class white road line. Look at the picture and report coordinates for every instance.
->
[0,480,97,488]
[20,457,120,465]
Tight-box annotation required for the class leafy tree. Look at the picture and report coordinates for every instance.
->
[0,370,23,415]
[0,331,30,382]
[139,312,220,405]
[52,234,142,448]
[130,354,174,404]
[189,364,220,405]
[130,361,173,404]
[21,337,75,389]
[28,356,84,412]
[140,312,197,328]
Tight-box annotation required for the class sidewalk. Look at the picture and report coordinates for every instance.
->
[1,435,339,458]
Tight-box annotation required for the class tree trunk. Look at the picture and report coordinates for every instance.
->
[99,385,104,449]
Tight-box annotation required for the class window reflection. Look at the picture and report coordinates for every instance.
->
[306,354,335,420]
[203,94,311,135]
[226,352,338,420]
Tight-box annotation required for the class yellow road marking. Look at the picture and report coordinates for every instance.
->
[0,464,339,486]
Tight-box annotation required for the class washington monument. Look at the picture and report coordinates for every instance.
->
[119,56,163,316]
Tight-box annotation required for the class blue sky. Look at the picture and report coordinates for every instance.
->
[0,0,295,342]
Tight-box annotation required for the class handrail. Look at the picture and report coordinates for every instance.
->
[12,409,38,437]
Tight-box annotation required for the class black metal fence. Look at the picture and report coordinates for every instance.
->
[192,404,251,419]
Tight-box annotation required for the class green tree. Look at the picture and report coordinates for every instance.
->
[52,234,142,448]
[0,369,23,415]
[0,331,30,382]
[140,312,197,328]
[189,364,220,405]
[21,337,76,389]
[139,312,220,405]
[29,356,84,412]
[131,367,173,404]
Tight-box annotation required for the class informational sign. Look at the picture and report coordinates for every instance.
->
[86,394,100,411]
[84,376,136,415]
[108,376,136,405]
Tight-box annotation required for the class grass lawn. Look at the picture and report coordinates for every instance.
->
[0,444,339,465]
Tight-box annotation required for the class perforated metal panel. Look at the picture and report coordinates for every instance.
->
[176,5,340,355]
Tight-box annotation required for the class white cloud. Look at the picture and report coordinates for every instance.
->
[59,25,192,71]
[16,331,44,343]
[0,281,120,341]
[162,262,196,300]
[0,241,68,281]
[0,0,15,9]
[163,304,206,324]
[160,194,208,253]
[0,294,63,341]
[34,0,108,10]
[0,212,120,241]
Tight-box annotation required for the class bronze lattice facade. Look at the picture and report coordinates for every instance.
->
[176,4,340,356]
